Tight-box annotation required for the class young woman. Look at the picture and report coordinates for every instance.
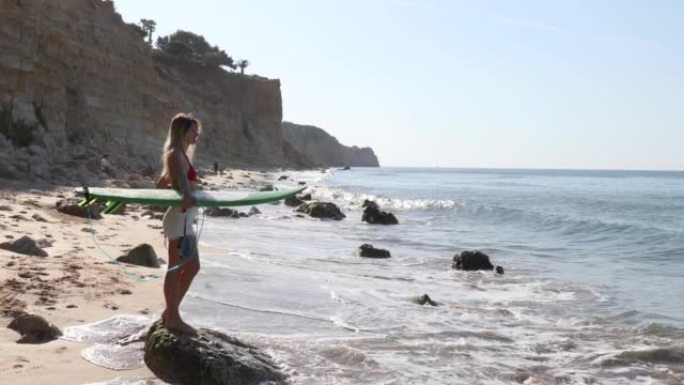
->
[156,113,202,334]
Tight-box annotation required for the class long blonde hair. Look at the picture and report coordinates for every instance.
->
[160,113,202,180]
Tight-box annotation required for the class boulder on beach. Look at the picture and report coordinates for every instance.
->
[362,200,398,225]
[452,250,504,274]
[358,243,391,259]
[204,207,240,218]
[8,313,62,343]
[0,235,48,257]
[296,202,345,220]
[56,198,102,219]
[144,320,287,385]
[117,243,160,268]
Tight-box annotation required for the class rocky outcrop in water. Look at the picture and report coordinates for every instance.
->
[452,250,504,274]
[362,200,398,225]
[144,320,286,385]
[296,201,346,220]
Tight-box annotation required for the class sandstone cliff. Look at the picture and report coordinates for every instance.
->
[282,122,379,167]
[0,0,376,183]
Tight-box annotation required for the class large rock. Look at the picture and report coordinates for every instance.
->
[7,313,62,343]
[412,294,439,306]
[116,243,160,268]
[144,321,286,385]
[56,198,102,219]
[358,244,391,259]
[452,250,504,274]
[0,235,48,257]
[296,202,345,220]
[283,195,304,207]
[204,207,241,218]
[361,200,398,225]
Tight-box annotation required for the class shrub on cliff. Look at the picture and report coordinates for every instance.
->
[156,30,235,69]
[0,103,37,148]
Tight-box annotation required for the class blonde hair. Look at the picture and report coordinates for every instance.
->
[160,113,202,181]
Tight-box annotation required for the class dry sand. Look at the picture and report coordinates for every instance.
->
[0,169,274,385]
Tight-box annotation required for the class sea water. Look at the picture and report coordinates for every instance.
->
[184,168,684,384]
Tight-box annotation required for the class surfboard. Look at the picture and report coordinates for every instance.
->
[74,186,306,214]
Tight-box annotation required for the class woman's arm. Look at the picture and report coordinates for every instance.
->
[167,151,195,210]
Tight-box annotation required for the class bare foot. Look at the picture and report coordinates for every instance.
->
[163,317,197,335]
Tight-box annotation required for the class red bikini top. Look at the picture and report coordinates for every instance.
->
[183,152,198,182]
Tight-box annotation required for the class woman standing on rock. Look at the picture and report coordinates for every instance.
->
[156,113,202,334]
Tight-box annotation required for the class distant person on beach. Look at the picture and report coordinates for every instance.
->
[213,161,219,174]
[100,154,114,176]
[155,113,202,334]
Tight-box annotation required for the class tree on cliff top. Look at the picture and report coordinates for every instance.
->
[236,59,250,75]
[156,30,235,69]
[139,19,156,44]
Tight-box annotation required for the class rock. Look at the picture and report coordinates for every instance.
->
[452,250,504,274]
[361,200,398,225]
[412,294,439,306]
[144,320,286,385]
[358,244,391,259]
[298,181,306,185]
[204,207,240,218]
[248,206,261,216]
[116,243,160,268]
[299,193,312,201]
[56,198,102,219]
[31,213,48,222]
[277,175,287,181]
[7,313,62,343]
[259,184,276,192]
[283,196,304,207]
[296,202,345,220]
[0,235,48,257]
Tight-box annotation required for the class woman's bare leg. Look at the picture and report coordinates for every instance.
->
[162,238,196,334]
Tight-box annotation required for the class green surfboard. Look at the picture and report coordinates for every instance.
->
[74,186,306,213]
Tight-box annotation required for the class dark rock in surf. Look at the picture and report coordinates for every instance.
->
[144,320,286,385]
[412,294,439,306]
[296,202,345,220]
[452,250,504,274]
[204,207,241,218]
[361,200,398,225]
[284,195,304,207]
[358,244,391,259]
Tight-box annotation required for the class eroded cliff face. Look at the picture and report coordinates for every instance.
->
[0,0,377,183]
[282,122,379,167]
[0,0,301,183]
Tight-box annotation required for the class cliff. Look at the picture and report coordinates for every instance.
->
[0,0,376,183]
[282,122,379,167]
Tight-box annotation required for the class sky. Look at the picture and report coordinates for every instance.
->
[114,0,684,170]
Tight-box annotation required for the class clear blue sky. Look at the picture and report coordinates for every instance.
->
[114,0,683,170]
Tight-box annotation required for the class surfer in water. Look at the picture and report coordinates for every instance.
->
[156,113,202,334]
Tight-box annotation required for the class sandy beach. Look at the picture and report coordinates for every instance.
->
[0,169,273,385]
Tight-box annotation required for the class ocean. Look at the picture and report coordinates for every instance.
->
[185,167,684,384]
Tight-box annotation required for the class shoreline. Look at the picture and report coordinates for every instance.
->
[0,168,276,384]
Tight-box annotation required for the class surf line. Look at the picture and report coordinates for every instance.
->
[81,186,206,281]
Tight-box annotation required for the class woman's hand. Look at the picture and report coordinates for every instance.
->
[181,193,195,212]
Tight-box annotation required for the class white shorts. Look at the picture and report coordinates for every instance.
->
[162,206,197,240]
